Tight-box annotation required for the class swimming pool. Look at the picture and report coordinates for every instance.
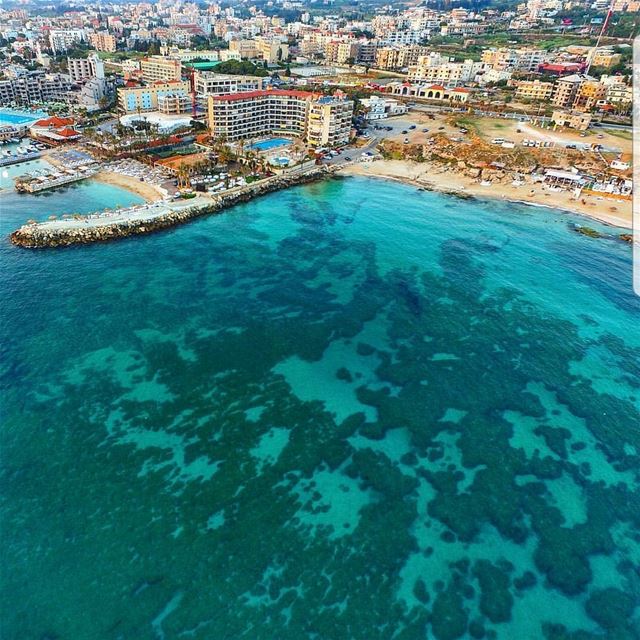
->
[248,137,292,151]
[0,110,46,127]
[269,156,291,167]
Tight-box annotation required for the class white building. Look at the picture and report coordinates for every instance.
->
[67,55,105,83]
[360,95,408,120]
[49,29,85,55]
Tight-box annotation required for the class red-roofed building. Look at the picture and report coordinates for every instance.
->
[538,62,585,75]
[208,89,354,147]
[386,81,470,103]
[33,116,75,128]
[29,118,82,144]
[56,127,81,138]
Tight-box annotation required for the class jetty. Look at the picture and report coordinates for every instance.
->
[14,165,99,193]
[10,166,331,248]
[0,151,42,167]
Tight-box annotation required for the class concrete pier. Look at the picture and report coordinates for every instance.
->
[10,167,330,249]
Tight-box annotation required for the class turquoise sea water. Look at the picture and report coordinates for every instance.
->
[1,176,639,639]
[0,160,144,226]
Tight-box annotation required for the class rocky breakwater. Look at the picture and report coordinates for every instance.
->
[10,167,330,249]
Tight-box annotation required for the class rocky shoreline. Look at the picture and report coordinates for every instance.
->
[10,167,329,249]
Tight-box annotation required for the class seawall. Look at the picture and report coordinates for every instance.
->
[10,167,330,249]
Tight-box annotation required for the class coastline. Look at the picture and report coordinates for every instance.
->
[10,167,329,248]
[339,160,632,230]
[92,170,166,202]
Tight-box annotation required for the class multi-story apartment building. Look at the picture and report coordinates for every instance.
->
[255,37,289,63]
[207,89,353,146]
[158,92,191,114]
[336,41,359,64]
[375,45,429,70]
[382,30,426,46]
[306,95,353,147]
[409,55,486,86]
[588,48,622,68]
[117,79,191,113]
[573,80,607,111]
[356,40,378,65]
[194,71,264,107]
[602,76,632,106]
[140,56,182,83]
[209,89,312,140]
[48,29,85,54]
[89,32,117,52]
[481,47,549,72]
[551,74,585,108]
[67,54,105,83]
[514,79,554,101]
[229,39,259,59]
[0,70,72,105]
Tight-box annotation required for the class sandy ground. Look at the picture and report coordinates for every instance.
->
[340,159,632,229]
[465,117,631,157]
[385,112,631,159]
[93,171,166,202]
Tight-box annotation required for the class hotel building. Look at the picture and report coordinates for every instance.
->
[118,80,191,113]
[194,71,264,107]
[208,90,353,147]
[140,56,183,83]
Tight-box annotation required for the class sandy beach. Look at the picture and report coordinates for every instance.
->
[93,171,166,202]
[340,160,632,230]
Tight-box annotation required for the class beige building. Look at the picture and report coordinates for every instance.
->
[89,32,117,52]
[573,80,607,111]
[551,110,591,130]
[375,45,429,70]
[589,48,622,68]
[255,37,289,64]
[229,39,259,59]
[140,56,182,83]
[158,92,191,114]
[118,80,190,113]
[551,74,584,108]
[514,79,554,101]
[208,89,353,147]
[307,96,354,147]
[409,56,485,86]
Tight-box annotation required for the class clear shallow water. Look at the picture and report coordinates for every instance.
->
[1,176,639,640]
[0,167,144,228]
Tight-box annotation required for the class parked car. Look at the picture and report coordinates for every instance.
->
[409,125,416,130]
[401,130,408,134]
[422,128,429,132]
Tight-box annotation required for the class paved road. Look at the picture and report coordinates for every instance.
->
[322,134,380,167]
